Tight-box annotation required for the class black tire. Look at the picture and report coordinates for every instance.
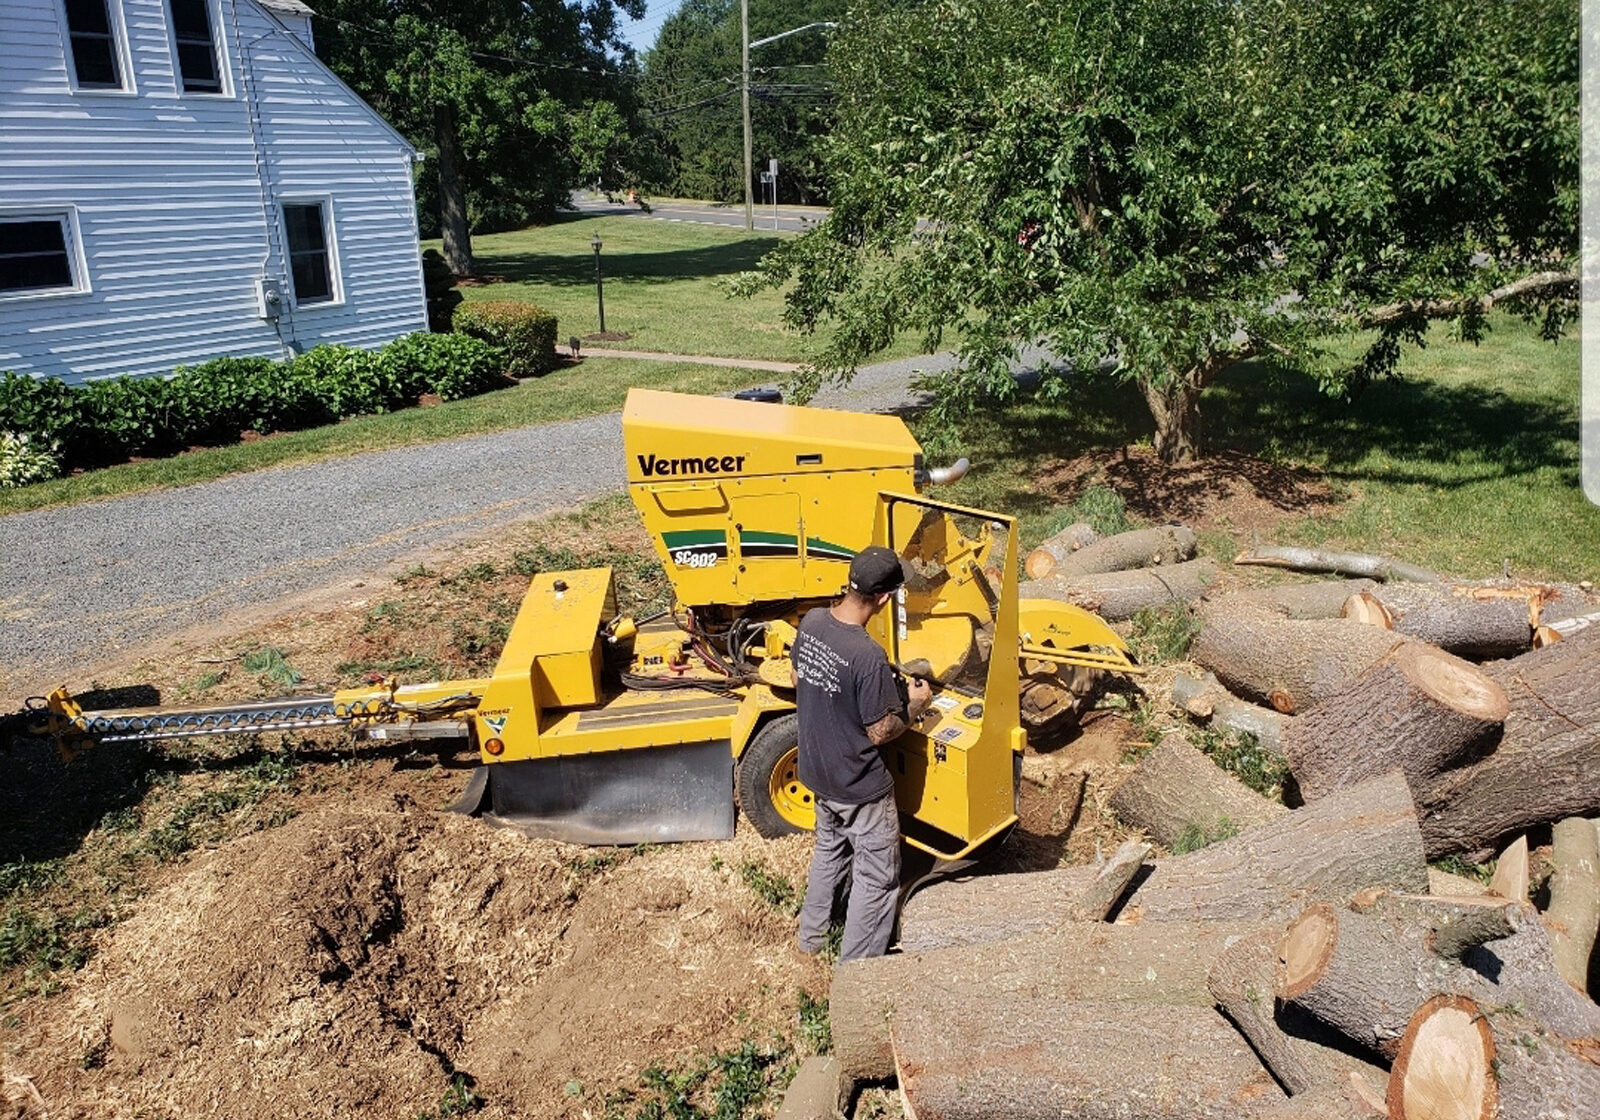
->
[736,713,811,839]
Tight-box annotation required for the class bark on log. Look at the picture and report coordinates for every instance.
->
[1387,995,1600,1120]
[1281,644,1507,802]
[1023,521,1100,579]
[1256,1077,1387,1120]
[1171,671,1293,757]
[1489,835,1530,904]
[1275,899,1518,1058]
[1020,557,1219,622]
[1109,734,1287,850]
[1427,867,1490,897]
[1208,927,1388,1096]
[1354,583,1534,659]
[1064,839,1152,920]
[1348,890,1525,958]
[1462,906,1600,1043]
[1232,579,1379,620]
[1232,546,1441,584]
[1190,601,1404,713]
[833,920,1262,1084]
[1545,817,1600,995]
[893,999,1286,1120]
[1046,524,1198,580]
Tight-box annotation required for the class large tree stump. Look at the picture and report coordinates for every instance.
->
[1190,601,1403,713]
[892,999,1286,1120]
[1387,995,1600,1120]
[1231,579,1379,620]
[1020,557,1219,621]
[1207,927,1387,1096]
[1044,524,1198,580]
[1171,671,1293,757]
[1275,898,1517,1059]
[1345,584,1534,659]
[833,920,1260,1083]
[1545,816,1600,996]
[1109,734,1287,850]
[1281,644,1507,801]
[1023,521,1100,578]
[1121,771,1430,924]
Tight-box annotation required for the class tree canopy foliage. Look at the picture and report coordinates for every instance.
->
[639,0,845,204]
[742,0,1578,461]
[313,0,648,275]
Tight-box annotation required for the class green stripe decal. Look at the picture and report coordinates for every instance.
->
[741,531,797,546]
[806,536,854,561]
[663,530,727,549]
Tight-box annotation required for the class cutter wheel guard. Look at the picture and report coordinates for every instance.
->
[35,390,1140,852]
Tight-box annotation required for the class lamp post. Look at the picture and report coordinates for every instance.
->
[590,233,606,335]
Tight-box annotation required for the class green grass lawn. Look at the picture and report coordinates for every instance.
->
[923,314,1599,583]
[0,359,757,516]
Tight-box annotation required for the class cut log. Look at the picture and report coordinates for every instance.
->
[1064,838,1152,920]
[1122,770,1429,923]
[1281,644,1507,802]
[1020,557,1218,621]
[1545,817,1600,995]
[1023,521,1100,579]
[1550,607,1600,635]
[1276,899,1518,1058]
[892,999,1286,1120]
[1387,995,1600,1120]
[1171,671,1293,757]
[1351,583,1534,659]
[832,919,1262,1084]
[1489,835,1530,904]
[1046,524,1197,579]
[1233,579,1379,620]
[1533,624,1562,647]
[1232,545,1440,584]
[1427,867,1490,897]
[1256,1076,1387,1120]
[1348,889,1524,958]
[1190,601,1403,713]
[1462,906,1600,1043]
[1109,734,1286,850]
[1208,927,1388,1096]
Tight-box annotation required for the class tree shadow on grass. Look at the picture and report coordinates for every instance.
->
[473,237,784,289]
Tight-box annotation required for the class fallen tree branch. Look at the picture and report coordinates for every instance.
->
[1233,545,1440,583]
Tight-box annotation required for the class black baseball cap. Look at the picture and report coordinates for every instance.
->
[848,546,910,596]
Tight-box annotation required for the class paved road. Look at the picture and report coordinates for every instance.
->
[0,349,970,704]
[570,194,827,235]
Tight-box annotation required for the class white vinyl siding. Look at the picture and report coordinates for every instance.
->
[0,0,427,385]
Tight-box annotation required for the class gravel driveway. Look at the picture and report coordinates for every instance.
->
[0,351,978,703]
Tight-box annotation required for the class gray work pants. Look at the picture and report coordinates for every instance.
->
[798,790,901,962]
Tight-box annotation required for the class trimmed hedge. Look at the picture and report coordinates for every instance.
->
[453,300,560,378]
[0,331,510,484]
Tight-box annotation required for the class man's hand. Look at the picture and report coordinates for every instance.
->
[906,677,933,721]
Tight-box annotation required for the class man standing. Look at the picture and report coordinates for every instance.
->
[793,546,932,962]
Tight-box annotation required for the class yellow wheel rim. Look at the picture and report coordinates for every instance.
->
[768,746,816,831]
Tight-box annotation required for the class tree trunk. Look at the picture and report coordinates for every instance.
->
[1109,734,1286,850]
[1462,902,1600,1042]
[1545,817,1600,995]
[1351,584,1534,659]
[1144,376,1204,464]
[1387,995,1600,1120]
[1190,600,1404,713]
[892,1000,1286,1119]
[831,919,1259,1084]
[1207,927,1389,1097]
[1281,643,1507,802]
[1043,525,1198,580]
[1171,670,1293,757]
[1024,522,1100,579]
[434,101,475,278]
[1231,579,1379,620]
[1020,557,1218,622]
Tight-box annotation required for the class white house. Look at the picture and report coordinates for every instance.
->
[0,0,428,386]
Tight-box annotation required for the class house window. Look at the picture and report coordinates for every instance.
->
[282,203,335,305]
[63,0,125,90]
[168,0,221,93]
[0,216,79,294]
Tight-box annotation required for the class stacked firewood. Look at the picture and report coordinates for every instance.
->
[824,549,1600,1120]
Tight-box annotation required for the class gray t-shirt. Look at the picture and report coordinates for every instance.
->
[793,606,902,804]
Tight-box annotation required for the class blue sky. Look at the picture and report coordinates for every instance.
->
[619,0,683,55]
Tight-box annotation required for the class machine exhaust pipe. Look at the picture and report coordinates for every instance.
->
[916,457,970,489]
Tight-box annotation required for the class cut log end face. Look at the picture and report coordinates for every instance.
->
[1388,995,1496,1120]
[1277,903,1339,1000]
[1401,644,1508,723]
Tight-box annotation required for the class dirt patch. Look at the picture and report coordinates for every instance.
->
[1036,446,1338,539]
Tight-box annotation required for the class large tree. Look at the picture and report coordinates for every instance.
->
[743,0,1577,462]
[314,0,647,277]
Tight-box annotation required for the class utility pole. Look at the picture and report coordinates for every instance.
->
[741,0,753,231]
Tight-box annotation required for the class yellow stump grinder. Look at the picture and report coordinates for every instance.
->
[37,389,1140,857]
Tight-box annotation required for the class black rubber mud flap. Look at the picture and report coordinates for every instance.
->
[449,765,491,816]
[476,739,736,845]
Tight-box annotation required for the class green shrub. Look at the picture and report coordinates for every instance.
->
[168,356,325,441]
[0,371,79,448]
[292,344,404,418]
[76,374,175,460]
[0,431,61,488]
[381,332,508,401]
[454,300,559,377]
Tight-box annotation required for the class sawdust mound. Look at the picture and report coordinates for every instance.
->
[32,804,820,1120]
